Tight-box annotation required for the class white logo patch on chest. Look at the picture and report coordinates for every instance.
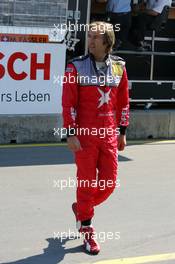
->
[97,88,111,108]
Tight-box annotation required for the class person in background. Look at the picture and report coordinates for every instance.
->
[134,0,172,50]
[106,0,132,49]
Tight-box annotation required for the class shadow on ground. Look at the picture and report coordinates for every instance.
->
[0,146,132,167]
[2,237,84,264]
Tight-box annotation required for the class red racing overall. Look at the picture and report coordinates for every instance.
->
[62,53,129,221]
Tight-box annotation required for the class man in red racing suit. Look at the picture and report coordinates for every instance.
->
[62,21,129,254]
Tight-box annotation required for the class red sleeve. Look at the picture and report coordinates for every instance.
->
[116,67,130,127]
[62,63,78,129]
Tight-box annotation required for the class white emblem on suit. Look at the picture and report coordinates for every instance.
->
[97,88,111,108]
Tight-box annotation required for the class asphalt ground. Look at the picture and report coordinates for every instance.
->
[0,140,175,264]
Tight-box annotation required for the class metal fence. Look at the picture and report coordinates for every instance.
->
[0,0,68,27]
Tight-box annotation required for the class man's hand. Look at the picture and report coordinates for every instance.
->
[118,134,126,151]
[67,136,82,152]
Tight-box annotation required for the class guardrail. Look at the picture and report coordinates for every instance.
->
[0,0,68,27]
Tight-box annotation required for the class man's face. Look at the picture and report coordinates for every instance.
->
[88,29,108,58]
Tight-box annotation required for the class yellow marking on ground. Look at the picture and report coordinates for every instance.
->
[0,143,67,148]
[92,252,175,264]
[127,140,175,145]
[132,140,175,145]
[0,140,174,149]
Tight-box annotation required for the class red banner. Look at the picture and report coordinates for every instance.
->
[0,34,49,43]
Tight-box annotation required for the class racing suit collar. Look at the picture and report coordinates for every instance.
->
[89,52,110,64]
[89,53,110,75]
